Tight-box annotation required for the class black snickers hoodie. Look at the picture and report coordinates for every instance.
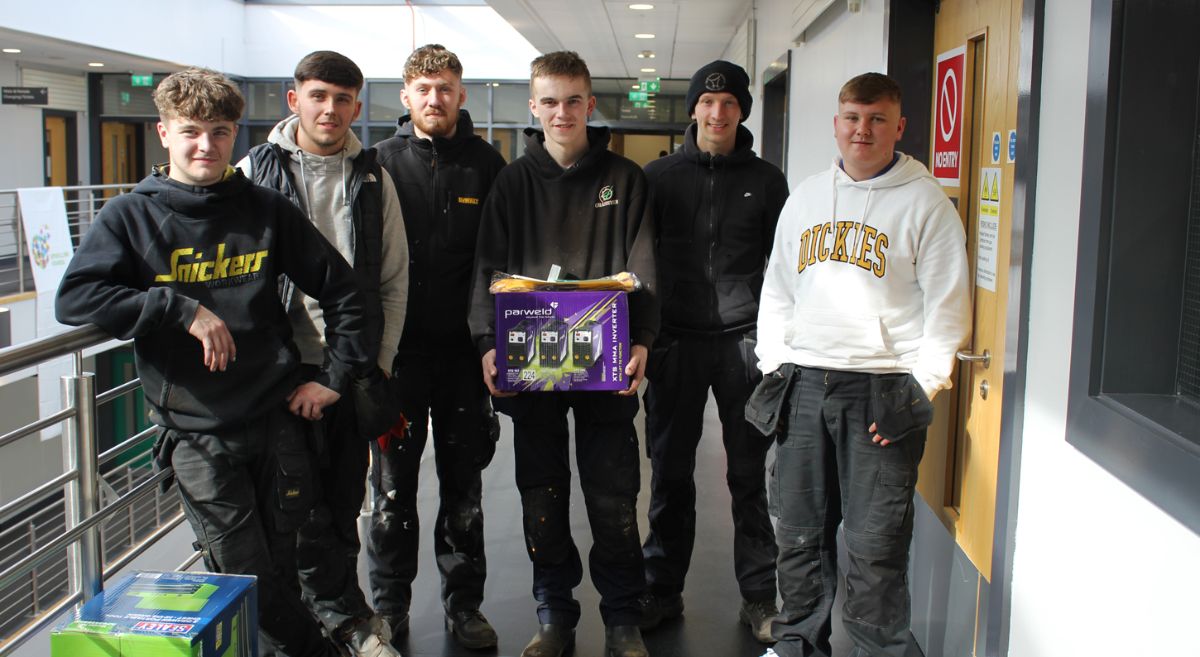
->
[55,168,368,431]
[468,126,658,352]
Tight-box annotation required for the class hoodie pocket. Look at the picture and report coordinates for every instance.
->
[788,308,890,360]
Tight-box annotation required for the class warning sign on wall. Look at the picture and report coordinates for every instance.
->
[976,168,1001,291]
[933,46,966,187]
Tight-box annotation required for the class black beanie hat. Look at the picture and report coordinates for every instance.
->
[686,60,752,122]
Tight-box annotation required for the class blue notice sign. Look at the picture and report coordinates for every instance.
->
[991,132,1001,164]
[1007,129,1017,163]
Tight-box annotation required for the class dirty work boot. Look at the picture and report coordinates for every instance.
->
[520,624,575,657]
[337,616,403,657]
[637,590,684,631]
[739,598,779,644]
[445,609,498,650]
[378,610,409,641]
[604,625,649,657]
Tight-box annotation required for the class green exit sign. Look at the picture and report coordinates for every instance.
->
[628,90,648,102]
[640,79,660,93]
[131,74,154,87]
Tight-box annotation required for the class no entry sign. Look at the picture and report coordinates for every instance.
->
[933,46,966,186]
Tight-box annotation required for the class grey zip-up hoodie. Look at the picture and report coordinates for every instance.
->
[238,115,408,372]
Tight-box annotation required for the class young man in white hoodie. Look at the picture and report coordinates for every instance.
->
[749,73,969,657]
[237,51,408,657]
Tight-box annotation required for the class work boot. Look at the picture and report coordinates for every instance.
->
[738,598,779,644]
[378,611,409,645]
[519,623,575,657]
[445,609,498,650]
[637,591,684,631]
[336,616,403,657]
[604,625,649,657]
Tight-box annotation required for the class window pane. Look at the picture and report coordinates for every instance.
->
[100,74,159,116]
[369,82,405,123]
[464,83,489,123]
[368,126,396,147]
[493,84,531,124]
[247,81,285,121]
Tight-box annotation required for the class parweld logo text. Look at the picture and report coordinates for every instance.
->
[134,621,194,634]
[503,308,554,319]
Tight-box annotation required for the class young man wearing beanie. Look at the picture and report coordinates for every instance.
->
[637,59,789,644]
[751,72,969,657]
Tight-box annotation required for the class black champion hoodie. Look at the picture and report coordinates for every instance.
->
[469,126,659,352]
[55,167,368,431]
[644,122,789,334]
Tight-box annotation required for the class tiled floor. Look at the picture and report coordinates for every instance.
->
[358,393,855,657]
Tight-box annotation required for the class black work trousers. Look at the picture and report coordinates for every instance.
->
[158,405,339,657]
[770,367,926,657]
[642,331,777,602]
[367,349,496,617]
[494,392,645,628]
[295,379,374,636]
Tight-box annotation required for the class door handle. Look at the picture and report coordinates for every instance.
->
[956,349,991,369]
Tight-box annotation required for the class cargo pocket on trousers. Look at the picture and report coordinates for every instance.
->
[868,373,933,443]
[274,438,314,532]
[864,463,918,538]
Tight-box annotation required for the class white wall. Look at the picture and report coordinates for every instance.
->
[241,5,537,79]
[2,0,245,71]
[0,59,48,191]
[747,0,888,187]
[1007,2,1200,655]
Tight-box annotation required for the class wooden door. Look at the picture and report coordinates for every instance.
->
[916,0,1022,580]
[101,122,139,194]
[44,115,68,187]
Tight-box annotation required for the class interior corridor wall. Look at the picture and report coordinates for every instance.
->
[741,0,887,189]
[0,59,48,191]
[1007,2,1200,655]
[1,0,245,72]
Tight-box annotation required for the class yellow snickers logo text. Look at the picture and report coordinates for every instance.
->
[457,196,480,205]
[154,243,269,283]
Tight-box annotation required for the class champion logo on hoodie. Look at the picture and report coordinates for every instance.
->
[595,185,620,209]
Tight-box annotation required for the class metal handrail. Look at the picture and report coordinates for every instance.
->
[0,320,192,657]
[0,325,111,379]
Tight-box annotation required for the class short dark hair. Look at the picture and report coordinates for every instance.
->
[294,50,364,92]
[153,67,244,122]
[403,44,463,82]
[838,72,902,107]
[530,51,591,95]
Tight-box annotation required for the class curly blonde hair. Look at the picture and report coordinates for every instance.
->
[403,44,464,82]
[153,67,244,122]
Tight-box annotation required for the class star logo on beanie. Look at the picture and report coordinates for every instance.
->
[704,72,726,91]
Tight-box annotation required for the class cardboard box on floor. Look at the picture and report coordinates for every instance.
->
[51,570,257,657]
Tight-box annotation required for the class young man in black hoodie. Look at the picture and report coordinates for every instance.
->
[370,44,506,650]
[468,51,658,657]
[638,60,789,644]
[54,68,368,657]
[237,51,406,657]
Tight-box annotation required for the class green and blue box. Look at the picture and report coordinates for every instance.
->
[51,570,257,657]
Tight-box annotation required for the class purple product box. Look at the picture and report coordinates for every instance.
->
[495,291,630,391]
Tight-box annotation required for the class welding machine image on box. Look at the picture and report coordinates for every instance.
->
[506,318,539,366]
[571,321,603,365]
[538,319,570,367]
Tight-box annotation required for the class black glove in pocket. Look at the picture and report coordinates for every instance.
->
[869,373,934,443]
[352,366,400,440]
[744,363,796,438]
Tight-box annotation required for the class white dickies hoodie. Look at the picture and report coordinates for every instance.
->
[755,153,970,399]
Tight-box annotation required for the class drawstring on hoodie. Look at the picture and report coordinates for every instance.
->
[833,169,875,266]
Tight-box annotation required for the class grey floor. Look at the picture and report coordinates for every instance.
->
[357,392,853,657]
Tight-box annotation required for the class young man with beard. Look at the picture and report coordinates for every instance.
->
[369,44,507,651]
[236,51,407,657]
[637,60,789,645]
[751,72,969,657]
[56,67,369,657]
[468,51,658,657]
